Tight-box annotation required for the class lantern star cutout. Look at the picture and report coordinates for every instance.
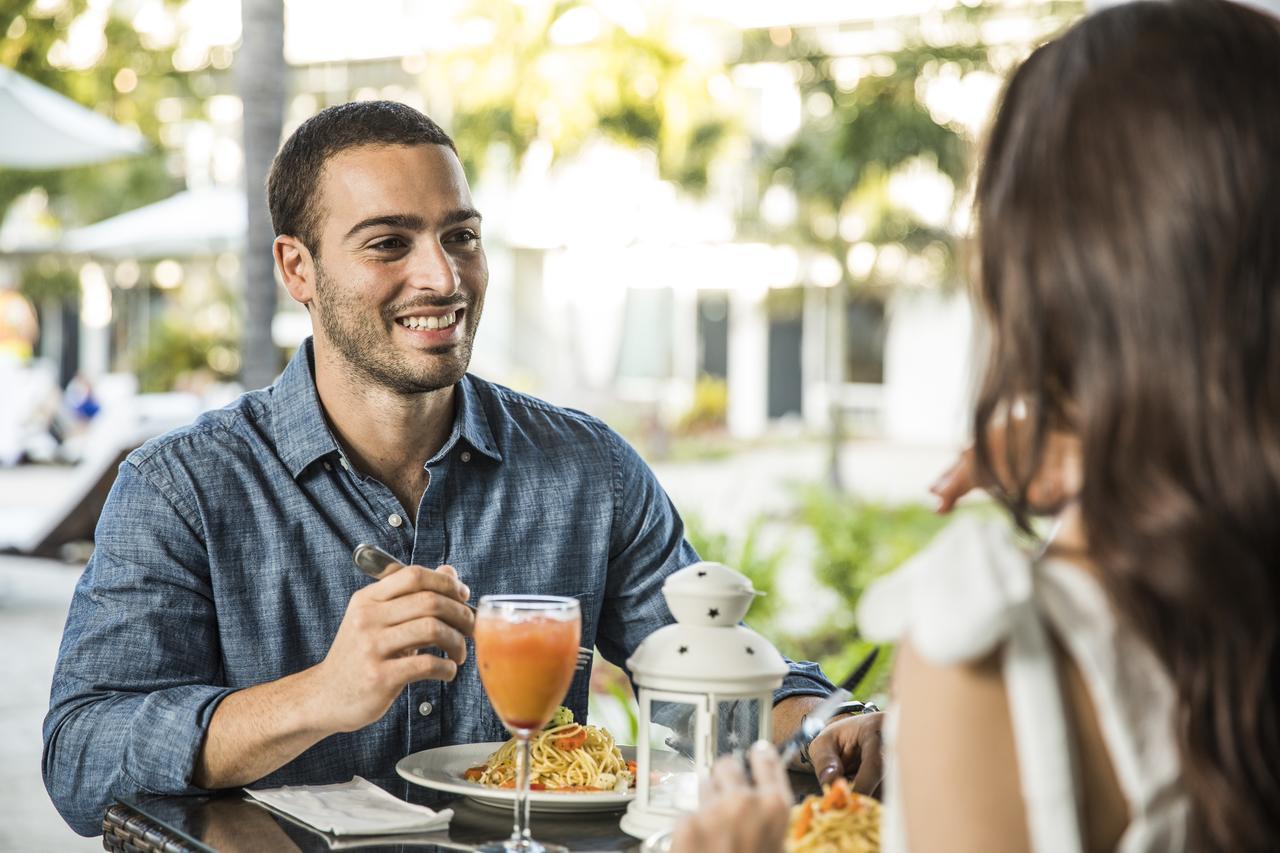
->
[697,570,707,577]
[678,645,689,654]
[708,607,720,619]
[746,646,755,655]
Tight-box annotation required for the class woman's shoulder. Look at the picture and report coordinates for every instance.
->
[857,515,1037,665]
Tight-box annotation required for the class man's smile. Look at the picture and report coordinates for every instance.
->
[395,309,460,331]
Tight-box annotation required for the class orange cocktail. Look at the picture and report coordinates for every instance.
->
[473,595,581,853]
[475,605,580,731]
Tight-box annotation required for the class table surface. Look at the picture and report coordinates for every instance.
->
[107,771,823,853]
[112,792,638,852]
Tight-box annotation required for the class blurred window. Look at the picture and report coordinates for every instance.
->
[845,294,886,384]
[616,287,674,380]
[696,291,729,379]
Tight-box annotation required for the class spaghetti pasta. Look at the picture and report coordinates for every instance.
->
[465,711,636,793]
[786,778,880,853]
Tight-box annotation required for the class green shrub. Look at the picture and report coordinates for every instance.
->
[675,377,728,435]
[134,320,235,392]
[683,513,787,632]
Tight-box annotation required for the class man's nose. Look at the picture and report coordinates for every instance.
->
[405,240,459,297]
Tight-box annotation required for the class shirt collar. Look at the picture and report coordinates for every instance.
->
[451,374,504,464]
[271,339,504,478]
[271,339,341,479]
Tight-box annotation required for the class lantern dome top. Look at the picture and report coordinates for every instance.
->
[661,561,761,626]
[626,562,786,692]
[626,622,788,692]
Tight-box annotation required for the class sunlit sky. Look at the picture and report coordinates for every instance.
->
[41,0,1059,69]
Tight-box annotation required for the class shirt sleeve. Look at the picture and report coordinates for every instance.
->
[42,455,232,836]
[596,429,836,704]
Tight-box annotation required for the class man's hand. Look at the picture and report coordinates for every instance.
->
[807,712,886,794]
[671,742,792,853]
[193,563,474,789]
[310,563,475,733]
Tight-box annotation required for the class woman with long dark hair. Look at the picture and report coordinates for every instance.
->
[673,1,1280,850]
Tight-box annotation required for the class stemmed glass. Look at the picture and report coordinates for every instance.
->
[474,595,581,853]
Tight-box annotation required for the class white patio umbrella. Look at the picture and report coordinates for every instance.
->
[58,186,246,258]
[0,65,147,169]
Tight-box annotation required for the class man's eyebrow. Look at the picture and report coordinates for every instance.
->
[344,214,427,242]
[441,207,483,228]
[343,208,482,242]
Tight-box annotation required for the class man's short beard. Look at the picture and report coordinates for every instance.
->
[312,260,476,394]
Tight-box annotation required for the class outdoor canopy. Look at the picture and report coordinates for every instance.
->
[0,65,147,169]
[57,186,245,258]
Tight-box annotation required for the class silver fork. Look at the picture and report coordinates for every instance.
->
[352,543,594,671]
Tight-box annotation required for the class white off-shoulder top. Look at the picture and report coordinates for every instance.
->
[857,517,1190,853]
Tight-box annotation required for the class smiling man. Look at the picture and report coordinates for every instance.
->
[41,101,837,837]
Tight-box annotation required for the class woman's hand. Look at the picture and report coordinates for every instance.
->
[671,742,793,853]
[931,428,1080,515]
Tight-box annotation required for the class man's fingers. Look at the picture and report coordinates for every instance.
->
[363,564,468,603]
[382,617,468,664]
[849,727,885,795]
[806,730,846,786]
[434,564,471,601]
[380,591,475,635]
[386,650,459,685]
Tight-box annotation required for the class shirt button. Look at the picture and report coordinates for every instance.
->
[323,461,332,471]
[340,458,350,470]
[418,701,434,717]
[388,513,403,528]
[460,451,472,463]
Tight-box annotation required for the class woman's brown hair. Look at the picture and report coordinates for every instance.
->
[972,1,1280,848]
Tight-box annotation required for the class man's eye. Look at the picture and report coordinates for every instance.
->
[370,237,407,251]
[449,229,480,244]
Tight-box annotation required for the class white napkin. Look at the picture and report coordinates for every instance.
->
[244,776,453,836]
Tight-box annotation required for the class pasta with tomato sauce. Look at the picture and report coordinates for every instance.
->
[464,709,635,793]
[786,778,881,853]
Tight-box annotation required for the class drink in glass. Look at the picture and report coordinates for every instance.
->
[474,595,581,853]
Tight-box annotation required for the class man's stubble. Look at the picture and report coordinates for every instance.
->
[311,259,482,395]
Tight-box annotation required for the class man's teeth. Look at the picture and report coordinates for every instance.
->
[398,311,458,331]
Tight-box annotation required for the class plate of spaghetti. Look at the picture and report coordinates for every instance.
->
[785,777,881,853]
[396,708,654,813]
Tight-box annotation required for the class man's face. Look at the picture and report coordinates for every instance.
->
[308,143,487,394]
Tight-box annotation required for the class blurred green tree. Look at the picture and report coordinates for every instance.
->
[0,0,196,229]
[738,4,1082,488]
[432,0,737,192]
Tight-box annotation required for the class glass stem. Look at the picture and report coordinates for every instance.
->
[510,730,534,847]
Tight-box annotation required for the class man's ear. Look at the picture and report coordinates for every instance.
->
[275,235,315,306]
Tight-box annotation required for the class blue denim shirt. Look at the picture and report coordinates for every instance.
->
[43,339,834,836]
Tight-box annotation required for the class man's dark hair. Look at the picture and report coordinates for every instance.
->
[266,100,457,254]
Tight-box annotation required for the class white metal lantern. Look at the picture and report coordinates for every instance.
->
[620,561,789,840]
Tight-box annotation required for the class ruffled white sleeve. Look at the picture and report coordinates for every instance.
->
[855,516,1085,853]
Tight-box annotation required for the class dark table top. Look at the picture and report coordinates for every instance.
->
[107,791,640,852]
[103,771,823,852]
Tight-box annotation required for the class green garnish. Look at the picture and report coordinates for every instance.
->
[545,706,574,728]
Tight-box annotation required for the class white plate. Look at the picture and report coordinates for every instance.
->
[396,742,691,814]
